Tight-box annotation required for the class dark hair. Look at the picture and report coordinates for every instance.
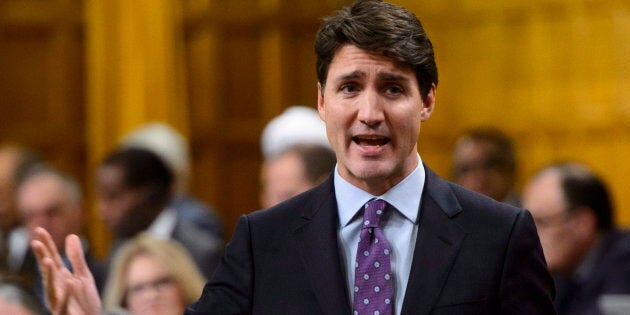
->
[283,144,336,185]
[453,127,516,177]
[315,0,438,100]
[101,148,173,197]
[542,162,614,230]
[101,148,174,237]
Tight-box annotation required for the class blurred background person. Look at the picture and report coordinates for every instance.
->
[12,165,103,299]
[119,122,225,242]
[259,106,335,208]
[0,145,41,272]
[522,161,630,315]
[96,147,222,279]
[0,279,44,315]
[103,233,205,315]
[260,106,331,159]
[260,144,336,208]
[451,127,521,206]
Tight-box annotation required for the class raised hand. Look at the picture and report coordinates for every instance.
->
[31,227,102,315]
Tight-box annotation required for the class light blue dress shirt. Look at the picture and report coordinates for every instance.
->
[336,155,425,315]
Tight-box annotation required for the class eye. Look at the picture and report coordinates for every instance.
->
[384,85,403,95]
[340,83,359,93]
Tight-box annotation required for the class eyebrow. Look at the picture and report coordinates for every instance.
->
[332,71,411,85]
[334,70,365,84]
[377,72,410,83]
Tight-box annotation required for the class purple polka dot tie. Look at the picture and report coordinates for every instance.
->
[353,199,393,315]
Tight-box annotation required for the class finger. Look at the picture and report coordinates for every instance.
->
[68,278,84,309]
[54,278,72,315]
[31,239,51,271]
[33,227,65,268]
[65,234,92,279]
[42,257,60,309]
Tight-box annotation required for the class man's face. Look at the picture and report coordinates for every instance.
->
[522,171,584,274]
[96,165,143,231]
[260,151,314,208]
[17,174,82,250]
[318,45,435,195]
[452,140,512,201]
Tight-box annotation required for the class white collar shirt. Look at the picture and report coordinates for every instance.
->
[335,155,425,315]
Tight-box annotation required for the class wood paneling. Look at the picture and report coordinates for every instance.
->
[183,0,351,236]
[0,0,85,187]
[2,0,629,247]
[396,0,630,225]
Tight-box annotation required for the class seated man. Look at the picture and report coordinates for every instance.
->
[451,128,521,206]
[96,147,222,279]
[523,162,630,315]
[260,144,336,208]
[120,122,225,241]
[13,165,102,299]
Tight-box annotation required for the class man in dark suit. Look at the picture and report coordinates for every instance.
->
[13,165,104,301]
[451,127,521,207]
[523,162,630,315]
[187,0,555,314]
[27,1,554,314]
[96,147,223,279]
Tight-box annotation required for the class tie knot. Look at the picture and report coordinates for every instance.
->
[362,199,387,228]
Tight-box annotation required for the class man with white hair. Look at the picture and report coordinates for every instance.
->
[259,106,336,208]
[260,106,332,159]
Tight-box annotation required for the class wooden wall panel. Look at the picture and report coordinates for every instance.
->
[396,0,630,226]
[183,0,351,236]
[3,0,628,246]
[0,0,85,187]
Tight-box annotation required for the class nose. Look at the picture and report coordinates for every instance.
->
[357,89,384,127]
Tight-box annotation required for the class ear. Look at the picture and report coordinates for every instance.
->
[317,82,326,121]
[420,84,436,121]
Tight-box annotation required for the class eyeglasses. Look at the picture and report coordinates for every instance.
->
[533,210,574,230]
[126,276,175,297]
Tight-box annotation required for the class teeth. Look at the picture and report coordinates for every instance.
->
[353,136,389,146]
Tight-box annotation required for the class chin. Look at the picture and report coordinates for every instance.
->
[350,162,395,182]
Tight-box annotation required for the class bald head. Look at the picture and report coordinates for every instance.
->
[523,162,613,274]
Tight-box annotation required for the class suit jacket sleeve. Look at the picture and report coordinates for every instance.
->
[186,215,253,315]
[500,209,556,314]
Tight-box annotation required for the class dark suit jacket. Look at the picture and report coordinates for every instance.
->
[172,214,224,279]
[187,166,555,314]
[554,230,630,315]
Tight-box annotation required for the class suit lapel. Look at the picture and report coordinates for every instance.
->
[293,179,351,315]
[401,167,466,314]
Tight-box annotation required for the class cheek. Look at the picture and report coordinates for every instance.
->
[127,298,145,314]
[163,287,187,309]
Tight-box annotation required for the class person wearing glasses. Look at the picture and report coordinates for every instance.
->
[523,161,630,315]
[102,233,206,315]
[31,229,205,315]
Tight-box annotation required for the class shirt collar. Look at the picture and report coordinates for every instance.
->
[148,207,177,239]
[335,154,425,227]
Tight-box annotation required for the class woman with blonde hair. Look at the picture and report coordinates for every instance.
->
[103,233,206,315]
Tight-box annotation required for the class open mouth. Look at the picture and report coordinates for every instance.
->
[352,135,390,146]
